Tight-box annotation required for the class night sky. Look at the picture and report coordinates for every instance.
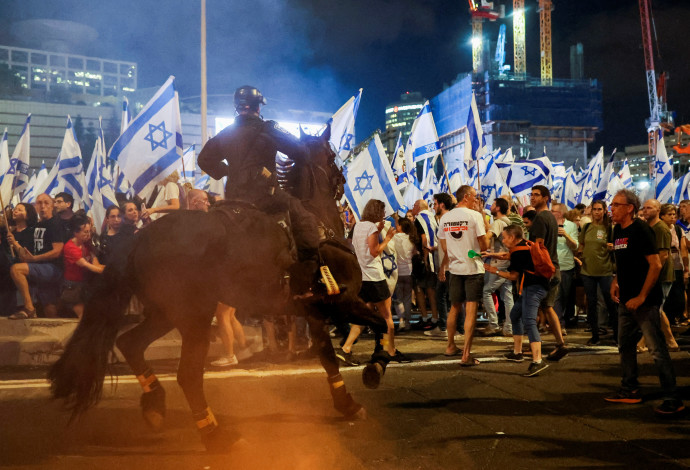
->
[1,0,689,156]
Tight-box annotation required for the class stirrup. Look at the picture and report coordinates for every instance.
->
[320,265,340,295]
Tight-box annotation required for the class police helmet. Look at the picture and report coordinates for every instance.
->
[234,85,266,111]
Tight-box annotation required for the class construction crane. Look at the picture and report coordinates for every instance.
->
[538,0,553,85]
[639,0,673,155]
[513,0,526,78]
[468,0,501,75]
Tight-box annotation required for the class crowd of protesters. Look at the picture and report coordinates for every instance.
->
[340,185,686,416]
[0,175,686,415]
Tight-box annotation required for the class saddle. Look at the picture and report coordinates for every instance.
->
[211,201,341,297]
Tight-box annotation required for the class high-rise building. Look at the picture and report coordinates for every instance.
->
[0,44,137,98]
[384,91,425,152]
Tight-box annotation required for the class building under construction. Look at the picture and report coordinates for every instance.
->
[431,1,603,171]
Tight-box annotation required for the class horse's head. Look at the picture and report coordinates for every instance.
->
[297,123,346,202]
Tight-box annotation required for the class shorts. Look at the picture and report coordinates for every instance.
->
[60,280,85,306]
[359,280,391,304]
[27,263,63,306]
[540,269,561,308]
[416,271,437,289]
[449,273,484,304]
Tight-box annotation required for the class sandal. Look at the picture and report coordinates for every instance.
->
[444,348,462,357]
[8,307,36,320]
[460,356,480,367]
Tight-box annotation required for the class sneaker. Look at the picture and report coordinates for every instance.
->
[424,326,446,337]
[391,349,413,363]
[546,345,569,362]
[504,351,524,362]
[604,389,642,404]
[654,399,686,416]
[423,320,435,331]
[210,355,239,367]
[502,329,513,337]
[522,361,549,377]
[482,327,500,337]
[335,348,360,367]
[586,337,600,346]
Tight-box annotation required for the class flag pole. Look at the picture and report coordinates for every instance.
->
[200,0,208,147]
[438,153,452,195]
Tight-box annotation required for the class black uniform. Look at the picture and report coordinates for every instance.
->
[197,113,320,262]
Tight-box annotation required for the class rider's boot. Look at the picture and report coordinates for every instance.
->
[290,249,346,299]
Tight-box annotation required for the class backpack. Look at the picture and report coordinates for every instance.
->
[511,239,556,279]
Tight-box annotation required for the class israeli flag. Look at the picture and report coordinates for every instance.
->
[464,92,485,162]
[592,149,617,202]
[0,129,9,191]
[497,160,548,198]
[674,173,690,204]
[390,132,407,189]
[38,116,87,208]
[121,97,132,134]
[328,89,362,163]
[563,168,587,209]
[195,172,210,190]
[406,101,441,164]
[22,162,47,203]
[479,149,504,209]
[0,114,31,204]
[578,148,602,206]
[109,76,183,201]
[21,171,36,204]
[343,133,404,219]
[655,133,674,203]
[178,145,196,183]
[619,159,633,189]
[551,161,566,191]
[206,176,226,198]
[88,121,118,233]
[448,166,462,194]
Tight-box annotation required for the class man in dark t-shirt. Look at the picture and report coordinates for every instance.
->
[484,224,550,377]
[529,184,567,362]
[9,193,67,319]
[606,189,683,416]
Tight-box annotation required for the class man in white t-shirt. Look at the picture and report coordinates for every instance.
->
[438,185,489,366]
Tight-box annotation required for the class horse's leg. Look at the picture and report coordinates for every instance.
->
[177,325,238,452]
[115,309,173,431]
[306,312,366,420]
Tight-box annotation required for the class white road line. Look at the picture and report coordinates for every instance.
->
[0,347,621,391]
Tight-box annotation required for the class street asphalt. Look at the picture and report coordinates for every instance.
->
[1,321,689,469]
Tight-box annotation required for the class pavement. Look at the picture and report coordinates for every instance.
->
[1,316,690,468]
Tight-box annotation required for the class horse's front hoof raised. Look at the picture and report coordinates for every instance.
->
[362,362,384,389]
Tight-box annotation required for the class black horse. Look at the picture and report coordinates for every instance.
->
[48,124,388,452]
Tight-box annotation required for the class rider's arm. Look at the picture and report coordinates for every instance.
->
[269,122,309,163]
[197,137,229,180]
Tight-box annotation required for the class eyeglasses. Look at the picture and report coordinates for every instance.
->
[609,202,632,208]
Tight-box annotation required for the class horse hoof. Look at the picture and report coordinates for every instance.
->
[202,427,247,454]
[362,362,383,389]
[350,407,367,420]
[143,410,165,432]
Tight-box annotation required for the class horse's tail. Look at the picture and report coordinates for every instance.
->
[47,263,132,418]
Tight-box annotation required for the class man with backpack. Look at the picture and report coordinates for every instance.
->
[529,185,568,362]
[483,224,551,376]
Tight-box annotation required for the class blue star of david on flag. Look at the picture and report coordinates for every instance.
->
[354,170,374,196]
[521,165,537,177]
[585,188,593,199]
[144,122,173,152]
[655,160,667,174]
[381,251,398,278]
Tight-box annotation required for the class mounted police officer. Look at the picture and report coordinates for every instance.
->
[198,85,325,297]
